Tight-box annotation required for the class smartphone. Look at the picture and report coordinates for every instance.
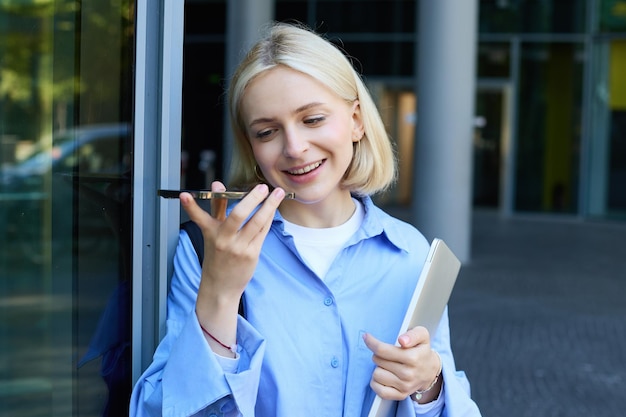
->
[157,189,295,220]
[157,189,296,200]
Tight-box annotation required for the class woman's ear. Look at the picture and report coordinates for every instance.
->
[351,100,365,143]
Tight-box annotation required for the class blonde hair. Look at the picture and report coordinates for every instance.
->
[227,22,396,196]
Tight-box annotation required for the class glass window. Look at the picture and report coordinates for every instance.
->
[182,1,230,189]
[479,0,586,34]
[0,2,134,415]
[339,41,414,76]
[182,41,226,188]
[477,43,511,78]
[607,110,626,215]
[315,0,415,33]
[474,88,507,207]
[185,0,227,35]
[514,42,583,213]
[374,86,416,206]
[598,0,626,32]
[587,39,626,219]
[276,0,310,23]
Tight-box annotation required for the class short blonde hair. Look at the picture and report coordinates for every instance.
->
[227,22,396,196]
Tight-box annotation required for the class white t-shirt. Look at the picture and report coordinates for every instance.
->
[282,198,364,279]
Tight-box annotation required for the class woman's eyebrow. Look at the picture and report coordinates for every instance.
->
[249,117,274,127]
[293,102,324,115]
[248,102,326,127]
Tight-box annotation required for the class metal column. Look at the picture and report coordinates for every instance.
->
[411,0,478,263]
[223,0,275,178]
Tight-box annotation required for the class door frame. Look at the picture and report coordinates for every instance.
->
[476,78,516,217]
[132,0,185,382]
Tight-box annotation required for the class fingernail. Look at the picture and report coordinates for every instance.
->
[255,183,269,195]
[273,188,285,199]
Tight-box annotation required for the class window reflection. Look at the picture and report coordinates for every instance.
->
[478,43,510,78]
[479,0,586,33]
[515,42,583,213]
[598,0,626,32]
[0,2,134,416]
[588,39,626,219]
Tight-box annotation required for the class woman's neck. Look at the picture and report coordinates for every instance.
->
[278,192,356,228]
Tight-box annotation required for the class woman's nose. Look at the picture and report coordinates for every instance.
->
[282,129,308,157]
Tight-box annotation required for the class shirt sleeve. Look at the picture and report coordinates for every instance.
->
[396,307,482,417]
[129,231,266,417]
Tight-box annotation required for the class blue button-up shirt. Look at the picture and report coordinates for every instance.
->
[130,197,481,417]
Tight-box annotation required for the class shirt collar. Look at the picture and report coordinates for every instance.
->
[272,195,413,253]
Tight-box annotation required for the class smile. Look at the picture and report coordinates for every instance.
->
[287,160,323,175]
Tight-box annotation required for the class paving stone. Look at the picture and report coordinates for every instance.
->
[448,210,626,417]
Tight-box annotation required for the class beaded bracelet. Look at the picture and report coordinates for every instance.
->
[414,350,443,401]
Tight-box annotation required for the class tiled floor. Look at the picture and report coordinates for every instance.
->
[446,210,626,417]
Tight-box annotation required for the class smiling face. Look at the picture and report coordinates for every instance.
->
[240,66,364,219]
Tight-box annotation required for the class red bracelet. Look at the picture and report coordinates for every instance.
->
[198,322,238,354]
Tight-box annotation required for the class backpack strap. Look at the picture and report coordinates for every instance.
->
[180,221,246,318]
[181,220,205,264]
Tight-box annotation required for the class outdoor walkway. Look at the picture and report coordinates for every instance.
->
[443,209,626,417]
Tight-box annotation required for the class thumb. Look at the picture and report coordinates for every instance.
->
[398,326,429,349]
[180,192,211,226]
[180,181,226,225]
[397,332,413,349]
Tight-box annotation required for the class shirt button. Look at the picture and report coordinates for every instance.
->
[330,356,339,368]
[324,297,333,306]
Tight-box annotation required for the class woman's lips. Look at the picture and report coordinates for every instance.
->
[286,160,323,175]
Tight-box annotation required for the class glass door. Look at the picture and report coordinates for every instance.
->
[372,82,515,214]
[0,2,135,415]
[586,39,626,220]
[473,81,514,213]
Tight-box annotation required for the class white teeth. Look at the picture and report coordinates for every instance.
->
[288,161,322,175]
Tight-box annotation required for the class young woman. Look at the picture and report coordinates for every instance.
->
[131,22,481,417]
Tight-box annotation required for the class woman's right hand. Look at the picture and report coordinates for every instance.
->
[180,181,286,354]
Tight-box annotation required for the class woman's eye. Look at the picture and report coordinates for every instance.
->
[255,129,274,140]
[304,116,325,125]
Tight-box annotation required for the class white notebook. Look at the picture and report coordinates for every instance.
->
[368,238,461,417]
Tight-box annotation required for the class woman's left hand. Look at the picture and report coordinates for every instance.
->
[363,326,442,403]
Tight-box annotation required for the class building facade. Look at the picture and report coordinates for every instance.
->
[0,0,624,415]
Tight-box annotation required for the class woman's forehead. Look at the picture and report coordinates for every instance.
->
[241,67,343,118]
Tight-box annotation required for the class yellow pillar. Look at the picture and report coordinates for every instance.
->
[543,44,574,211]
[609,40,626,111]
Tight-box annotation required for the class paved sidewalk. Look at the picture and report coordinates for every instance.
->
[446,210,626,417]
